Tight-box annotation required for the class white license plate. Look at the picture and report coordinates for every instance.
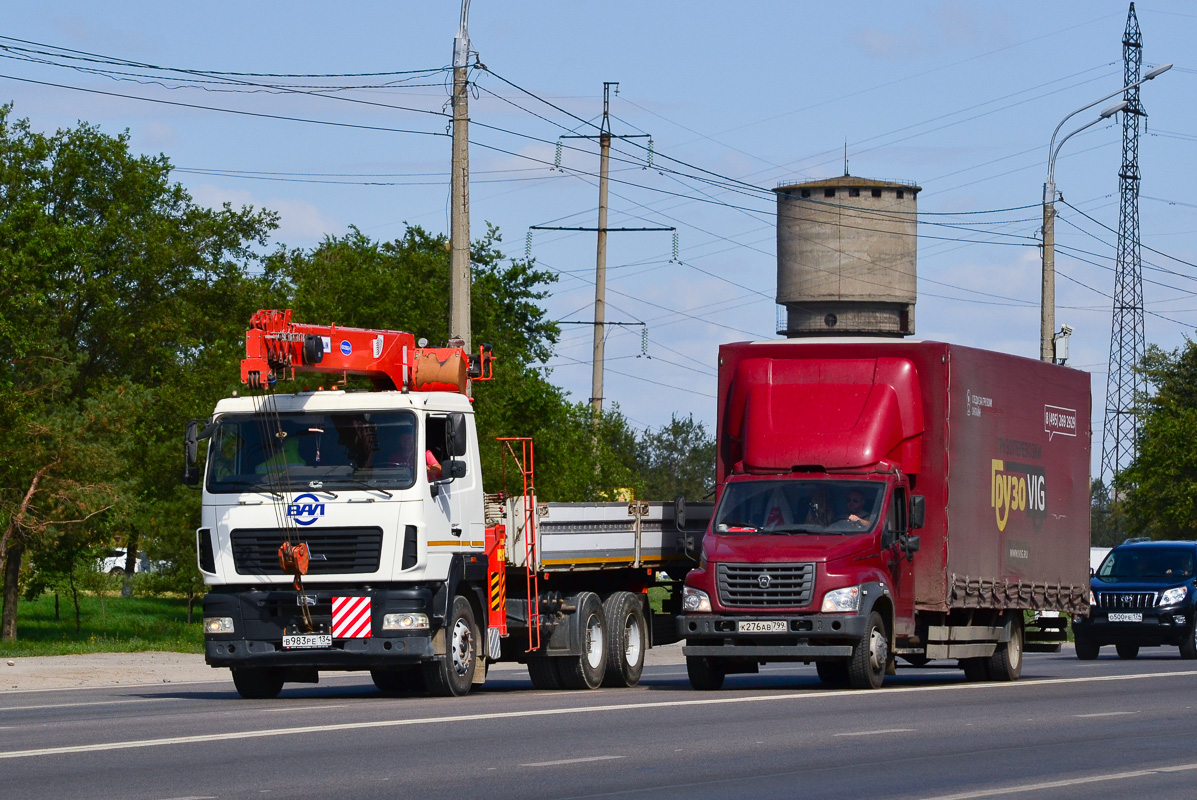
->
[738,620,787,633]
[283,633,332,649]
[1107,612,1143,623]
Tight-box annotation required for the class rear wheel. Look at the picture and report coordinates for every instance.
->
[1074,631,1100,660]
[986,614,1024,681]
[816,660,851,689]
[557,592,607,690]
[231,668,284,699]
[423,595,477,697]
[601,592,646,687]
[960,658,990,681]
[527,657,562,690]
[1115,642,1140,660]
[847,611,888,689]
[686,656,725,690]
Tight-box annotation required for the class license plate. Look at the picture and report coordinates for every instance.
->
[1107,612,1143,623]
[283,633,332,649]
[738,620,787,633]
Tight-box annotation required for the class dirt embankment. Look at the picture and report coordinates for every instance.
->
[1,652,221,692]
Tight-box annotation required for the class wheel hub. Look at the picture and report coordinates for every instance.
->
[450,618,474,677]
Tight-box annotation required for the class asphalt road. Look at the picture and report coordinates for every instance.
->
[3,648,1196,800]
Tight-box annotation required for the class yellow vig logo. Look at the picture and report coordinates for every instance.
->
[990,459,1047,532]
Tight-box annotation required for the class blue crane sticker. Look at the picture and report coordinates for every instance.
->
[286,493,326,526]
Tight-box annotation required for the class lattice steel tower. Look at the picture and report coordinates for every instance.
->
[1101,2,1148,485]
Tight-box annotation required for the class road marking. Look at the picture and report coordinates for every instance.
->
[834,728,914,737]
[253,704,350,713]
[3,668,1195,760]
[921,760,1197,799]
[1073,710,1140,718]
[521,756,624,767]
[0,697,183,712]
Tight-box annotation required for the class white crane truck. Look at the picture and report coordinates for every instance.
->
[185,310,710,698]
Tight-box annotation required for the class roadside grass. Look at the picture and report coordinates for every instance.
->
[0,593,203,657]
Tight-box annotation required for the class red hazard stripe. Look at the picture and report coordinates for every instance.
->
[332,596,372,638]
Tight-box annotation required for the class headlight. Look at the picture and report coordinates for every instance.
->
[204,616,234,634]
[382,613,429,631]
[1159,587,1188,606]
[682,586,712,613]
[821,586,860,613]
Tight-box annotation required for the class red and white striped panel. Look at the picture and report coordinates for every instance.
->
[332,596,372,639]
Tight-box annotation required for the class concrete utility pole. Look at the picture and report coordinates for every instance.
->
[591,82,614,420]
[449,0,472,351]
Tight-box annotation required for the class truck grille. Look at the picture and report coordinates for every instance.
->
[1095,591,1157,609]
[716,562,815,608]
[230,527,384,575]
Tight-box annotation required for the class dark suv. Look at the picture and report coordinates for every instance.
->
[1073,539,1197,660]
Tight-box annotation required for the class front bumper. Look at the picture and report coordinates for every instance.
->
[1073,608,1192,646]
[204,585,438,670]
[679,613,863,661]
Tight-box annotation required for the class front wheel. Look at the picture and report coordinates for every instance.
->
[847,611,888,689]
[231,667,284,699]
[816,660,850,689]
[423,595,478,697]
[1115,642,1140,660]
[1180,619,1197,660]
[686,656,725,690]
[1074,630,1100,660]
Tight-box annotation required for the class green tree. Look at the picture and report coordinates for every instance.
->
[0,106,277,638]
[1117,339,1197,539]
[1090,478,1123,548]
[635,414,716,501]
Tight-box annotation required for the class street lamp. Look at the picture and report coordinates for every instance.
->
[1040,62,1172,363]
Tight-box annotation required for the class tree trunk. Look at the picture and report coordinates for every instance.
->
[1,542,24,640]
[121,531,139,599]
[69,569,81,635]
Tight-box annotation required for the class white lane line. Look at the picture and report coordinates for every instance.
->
[521,756,624,768]
[4,668,1195,760]
[834,728,914,737]
[253,704,350,714]
[1073,710,1140,718]
[0,697,183,712]
[921,760,1197,799]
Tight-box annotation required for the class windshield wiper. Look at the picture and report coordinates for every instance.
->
[333,477,394,498]
[210,479,283,499]
[767,525,824,534]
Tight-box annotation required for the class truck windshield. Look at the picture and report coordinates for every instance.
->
[714,479,884,535]
[1098,548,1195,579]
[206,410,419,493]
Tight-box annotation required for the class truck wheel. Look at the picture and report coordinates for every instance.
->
[1074,631,1100,660]
[601,591,646,687]
[847,611,888,690]
[686,656,725,690]
[1180,619,1197,660]
[1115,642,1139,660]
[371,666,424,694]
[231,667,284,699]
[816,660,850,689]
[527,657,563,690]
[986,613,1023,681]
[557,592,607,690]
[423,595,477,697]
[960,658,989,681]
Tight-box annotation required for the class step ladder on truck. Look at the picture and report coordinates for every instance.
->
[185,310,711,699]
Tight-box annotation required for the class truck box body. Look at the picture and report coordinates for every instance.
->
[680,338,1091,689]
[715,338,1091,612]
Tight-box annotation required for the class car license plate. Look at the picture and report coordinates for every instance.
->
[283,633,332,649]
[738,620,787,633]
[1107,612,1142,623]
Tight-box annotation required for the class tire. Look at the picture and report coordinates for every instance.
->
[601,592,647,687]
[816,660,851,689]
[1115,642,1140,660]
[961,658,989,682]
[986,614,1024,682]
[847,611,888,690]
[108,567,125,576]
[231,668,284,699]
[1180,619,1197,660]
[557,592,607,690]
[686,656,725,690]
[527,657,562,690]
[371,666,424,694]
[423,595,478,697]
[1074,631,1100,660]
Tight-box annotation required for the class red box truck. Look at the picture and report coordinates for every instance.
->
[679,339,1091,689]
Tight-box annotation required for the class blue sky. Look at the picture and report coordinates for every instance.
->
[4,2,1195,480]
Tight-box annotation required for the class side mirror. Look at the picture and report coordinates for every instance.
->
[680,531,704,561]
[909,495,926,530]
[899,533,921,562]
[445,459,467,479]
[445,412,468,457]
[674,495,687,530]
[183,419,214,486]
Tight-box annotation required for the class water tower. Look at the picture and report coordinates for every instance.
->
[774,176,920,337]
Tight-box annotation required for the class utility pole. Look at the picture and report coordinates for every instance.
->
[449,0,472,351]
[591,82,614,420]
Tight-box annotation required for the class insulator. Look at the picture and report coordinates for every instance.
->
[641,325,648,356]
[526,229,533,260]
[554,139,562,170]
[647,138,654,169]
[672,231,679,261]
